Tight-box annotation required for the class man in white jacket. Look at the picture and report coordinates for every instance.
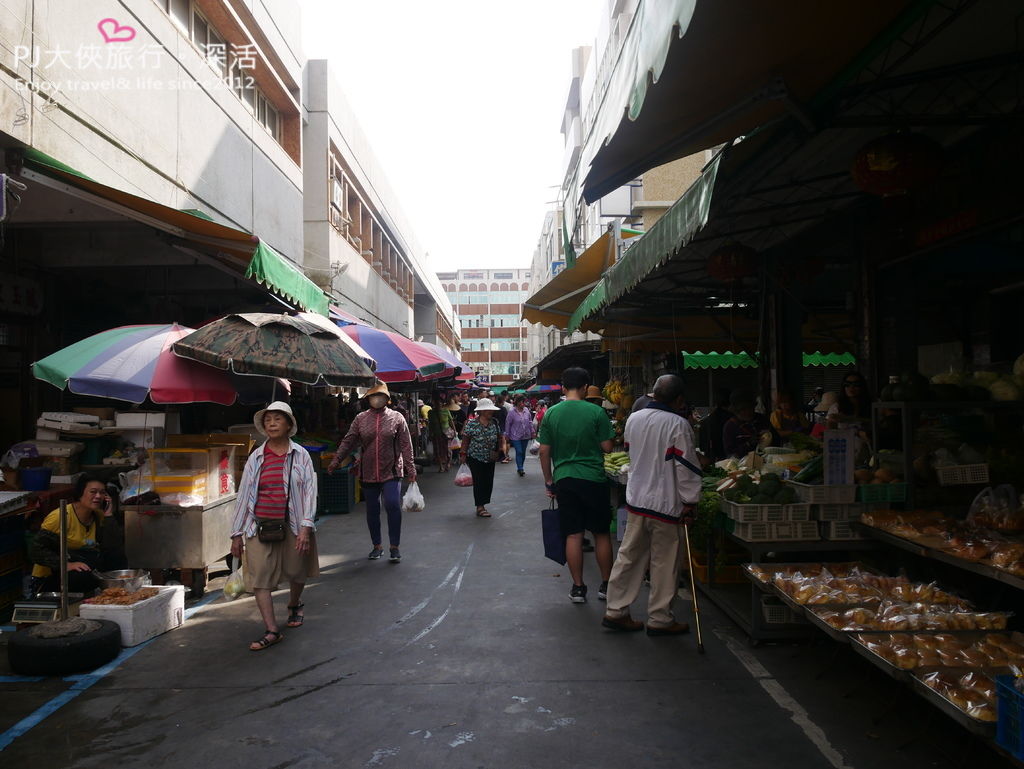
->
[602,374,702,635]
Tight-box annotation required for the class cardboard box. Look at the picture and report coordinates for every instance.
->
[115,411,166,428]
[40,411,98,424]
[79,585,185,646]
[35,427,59,441]
[73,407,116,421]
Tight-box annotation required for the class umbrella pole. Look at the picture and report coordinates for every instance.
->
[59,499,69,621]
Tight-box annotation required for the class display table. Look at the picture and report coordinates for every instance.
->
[124,493,236,596]
[699,532,881,643]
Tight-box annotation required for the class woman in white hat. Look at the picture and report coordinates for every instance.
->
[459,398,507,517]
[230,401,320,651]
[328,381,415,562]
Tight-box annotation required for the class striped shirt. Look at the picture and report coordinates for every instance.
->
[253,445,288,519]
[231,441,317,539]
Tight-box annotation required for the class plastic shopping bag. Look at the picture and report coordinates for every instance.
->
[223,556,246,601]
[528,439,541,456]
[402,481,425,512]
[454,463,474,487]
[449,435,462,450]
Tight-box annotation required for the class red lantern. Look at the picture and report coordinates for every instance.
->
[707,243,757,282]
[851,131,943,197]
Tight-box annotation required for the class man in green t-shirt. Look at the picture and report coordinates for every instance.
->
[539,366,615,604]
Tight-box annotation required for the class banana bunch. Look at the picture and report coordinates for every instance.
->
[602,379,625,405]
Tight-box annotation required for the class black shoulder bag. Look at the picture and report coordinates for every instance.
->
[256,452,293,543]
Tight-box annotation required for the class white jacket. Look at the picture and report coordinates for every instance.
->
[624,403,702,522]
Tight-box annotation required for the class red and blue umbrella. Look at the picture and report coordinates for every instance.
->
[419,341,475,380]
[32,323,283,405]
[339,324,453,383]
[527,383,562,393]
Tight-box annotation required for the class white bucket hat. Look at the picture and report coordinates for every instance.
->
[474,398,501,412]
[254,401,298,437]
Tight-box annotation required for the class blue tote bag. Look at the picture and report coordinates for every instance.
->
[542,504,565,565]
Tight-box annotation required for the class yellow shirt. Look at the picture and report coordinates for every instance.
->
[31,507,99,578]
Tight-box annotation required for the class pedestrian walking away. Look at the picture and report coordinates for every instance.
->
[459,398,506,517]
[328,381,415,563]
[230,401,320,651]
[505,395,534,476]
[539,366,615,604]
[427,391,455,472]
[602,375,701,636]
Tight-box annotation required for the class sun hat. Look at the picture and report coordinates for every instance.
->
[254,401,298,438]
[474,398,501,412]
[365,382,390,399]
[447,398,462,411]
[814,391,839,412]
[586,386,603,400]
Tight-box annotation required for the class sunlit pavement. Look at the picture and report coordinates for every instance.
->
[0,455,1012,767]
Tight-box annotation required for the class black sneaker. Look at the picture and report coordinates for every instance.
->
[569,584,587,603]
[368,548,383,560]
[598,581,608,600]
[517,469,525,477]
[389,548,401,563]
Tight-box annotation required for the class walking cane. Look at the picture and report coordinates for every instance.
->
[682,521,705,654]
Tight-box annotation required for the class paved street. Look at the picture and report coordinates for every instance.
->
[0,455,1013,768]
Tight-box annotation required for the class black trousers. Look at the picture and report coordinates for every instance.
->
[467,457,495,507]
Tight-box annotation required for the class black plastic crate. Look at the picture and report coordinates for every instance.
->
[318,470,356,515]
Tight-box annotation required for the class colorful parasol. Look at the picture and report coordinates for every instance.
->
[31,323,284,405]
[338,324,454,383]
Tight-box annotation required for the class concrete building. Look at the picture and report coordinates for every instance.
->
[302,60,457,349]
[437,269,530,387]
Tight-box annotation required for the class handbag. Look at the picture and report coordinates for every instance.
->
[255,453,292,543]
[542,502,566,565]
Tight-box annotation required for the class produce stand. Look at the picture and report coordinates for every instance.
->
[124,493,236,597]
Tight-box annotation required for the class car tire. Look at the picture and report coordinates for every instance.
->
[8,619,121,676]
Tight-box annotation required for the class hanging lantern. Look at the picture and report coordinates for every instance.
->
[707,242,757,282]
[851,131,944,197]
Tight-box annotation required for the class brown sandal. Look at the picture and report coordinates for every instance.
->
[249,629,283,651]
[476,508,491,517]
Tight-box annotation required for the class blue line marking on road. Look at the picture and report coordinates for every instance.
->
[0,589,222,751]
[0,675,45,683]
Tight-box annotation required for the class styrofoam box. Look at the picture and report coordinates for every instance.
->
[79,585,185,646]
[40,411,98,424]
[115,412,167,428]
[120,427,166,449]
[31,440,84,457]
[35,427,60,440]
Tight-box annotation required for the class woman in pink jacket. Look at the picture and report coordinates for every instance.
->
[329,382,415,563]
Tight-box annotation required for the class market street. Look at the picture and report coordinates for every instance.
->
[0,457,1013,768]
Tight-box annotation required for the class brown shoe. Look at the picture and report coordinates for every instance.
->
[602,614,644,632]
[646,622,690,636]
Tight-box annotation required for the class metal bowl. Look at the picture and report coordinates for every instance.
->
[94,569,149,592]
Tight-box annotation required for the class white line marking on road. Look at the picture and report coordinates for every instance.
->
[365,746,399,766]
[403,544,474,647]
[716,629,855,769]
[392,562,461,628]
[496,508,515,518]
[448,731,475,748]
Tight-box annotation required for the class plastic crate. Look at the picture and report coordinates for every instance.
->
[821,520,867,540]
[814,503,866,521]
[857,483,908,503]
[721,500,784,523]
[318,469,356,515]
[783,503,812,521]
[731,522,774,542]
[773,521,820,541]
[761,595,804,625]
[788,481,857,504]
[936,464,989,486]
[997,675,1024,760]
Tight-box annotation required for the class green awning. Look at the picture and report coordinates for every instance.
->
[682,351,857,370]
[246,241,328,316]
[567,155,720,333]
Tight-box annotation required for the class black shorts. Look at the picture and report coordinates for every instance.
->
[555,477,611,536]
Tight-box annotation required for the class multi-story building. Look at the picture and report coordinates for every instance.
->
[437,269,531,387]
[303,60,457,348]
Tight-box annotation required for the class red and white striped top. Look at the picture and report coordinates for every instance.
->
[253,444,288,519]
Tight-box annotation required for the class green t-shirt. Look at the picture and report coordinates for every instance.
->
[537,399,614,484]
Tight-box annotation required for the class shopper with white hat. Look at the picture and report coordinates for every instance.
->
[328,381,415,562]
[458,398,507,517]
[230,401,320,651]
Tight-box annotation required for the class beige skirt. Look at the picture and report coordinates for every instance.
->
[244,525,320,591]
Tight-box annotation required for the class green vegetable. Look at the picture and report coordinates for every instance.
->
[792,455,823,483]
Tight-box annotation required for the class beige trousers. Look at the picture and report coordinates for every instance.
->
[605,512,683,628]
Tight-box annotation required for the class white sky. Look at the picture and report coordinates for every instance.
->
[299,1,604,275]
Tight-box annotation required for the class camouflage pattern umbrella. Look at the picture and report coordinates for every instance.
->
[172,313,376,387]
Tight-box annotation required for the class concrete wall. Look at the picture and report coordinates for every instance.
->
[636,153,704,230]
[0,0,304,261]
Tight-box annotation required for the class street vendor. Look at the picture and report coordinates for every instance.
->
[29,474,114,595]
[722,390,772,458]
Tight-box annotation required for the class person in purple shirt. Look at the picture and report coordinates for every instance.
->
[504,395,534,477]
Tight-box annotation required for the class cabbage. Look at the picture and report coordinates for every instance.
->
[931,370,968,386]
[988,376,1022,402]
[1014,353,1024,378]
